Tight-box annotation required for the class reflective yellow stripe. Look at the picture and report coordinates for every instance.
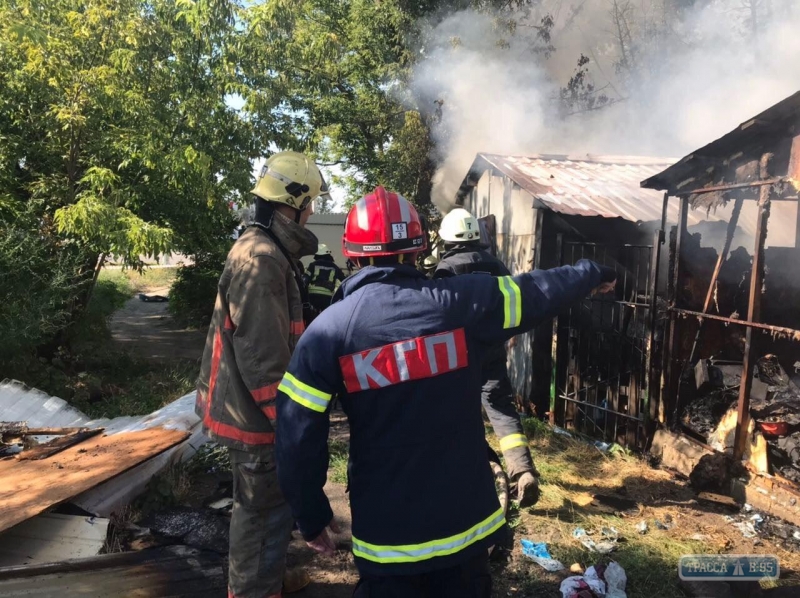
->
[499,433,528,452]
[352,507,505,564]
[308,285,333,296]
[278,372,332,413]
[497,276,522,329]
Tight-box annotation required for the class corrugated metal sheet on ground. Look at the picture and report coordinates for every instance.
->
[0,380,208,516]
[0,545,226,597]
[476,153,709,226]
[0,514,108,567]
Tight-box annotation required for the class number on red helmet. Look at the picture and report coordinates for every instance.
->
[342,187,427,258]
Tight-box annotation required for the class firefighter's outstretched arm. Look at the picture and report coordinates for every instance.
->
[275,326,341,552]
[458,258,617,344]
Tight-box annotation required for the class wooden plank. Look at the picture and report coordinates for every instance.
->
[0,545,225,597]
[18,429,104,461]
[0,428,188,533]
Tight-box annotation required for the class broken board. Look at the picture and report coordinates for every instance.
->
[0,428,188,533]
[0,545,225,597]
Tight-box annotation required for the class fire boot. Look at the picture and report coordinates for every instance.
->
[517,472,540,508]
[283,568,311,594]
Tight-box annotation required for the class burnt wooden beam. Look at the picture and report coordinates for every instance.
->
[686,196,744,366]
[733,155,773,461]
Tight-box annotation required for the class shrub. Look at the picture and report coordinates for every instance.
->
[168,249,228,328]
[0,219,92,368]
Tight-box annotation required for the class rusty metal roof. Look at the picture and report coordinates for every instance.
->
[472,153,680,222]
[641,90,800,193]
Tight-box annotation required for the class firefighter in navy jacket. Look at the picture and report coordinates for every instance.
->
[275,187,616,597]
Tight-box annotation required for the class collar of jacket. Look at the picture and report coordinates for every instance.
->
[259,209,319,259]
[441,242,488,260]
[333,264,425,302]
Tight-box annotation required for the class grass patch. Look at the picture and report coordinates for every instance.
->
[329,439,349,486]
[98,267,178,294]
[8,266,197,419]
[487,419,800,596]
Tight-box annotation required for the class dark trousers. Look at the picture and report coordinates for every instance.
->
[353,552,492,598]
[228,449,294,598]
[482,359,535,480]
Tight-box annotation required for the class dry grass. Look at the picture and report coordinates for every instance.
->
[488,421,800,597]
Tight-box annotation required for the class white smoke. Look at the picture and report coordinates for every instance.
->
[411,1,800,207]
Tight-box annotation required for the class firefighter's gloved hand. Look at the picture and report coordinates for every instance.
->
[592,266,617,295]
[306,518,341,555]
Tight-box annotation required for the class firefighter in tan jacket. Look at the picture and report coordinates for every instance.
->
[196,151,326,598]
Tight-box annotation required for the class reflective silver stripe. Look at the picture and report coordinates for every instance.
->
[356,197,369,230]
[424,332,458,375]
[266,168,293,185]
[393,339,417,382]
[280,376,329,411]
[397,194,411,222]
[352,508,505,562]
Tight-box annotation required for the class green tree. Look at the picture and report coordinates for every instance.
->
[247,0,539,217]
[0,0,285,269]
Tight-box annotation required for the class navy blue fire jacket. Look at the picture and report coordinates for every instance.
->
[275,260,609,576]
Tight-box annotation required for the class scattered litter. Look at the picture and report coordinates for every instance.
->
[654,515,674,531]
[750,513,764,523]
[733,522,757,538]
[743,503,753,512]
[570,563,584,574]
[553,426,573,437]
[520,539,565,572]
[593,441,612,452]
[207,497,233,511]
[794,531,800,541]
[723,515,735,523]
[636,521,648,535]
[560,563,627,598]
[604,562,628,598]
[138,293,169,302]
[572,527,618,553]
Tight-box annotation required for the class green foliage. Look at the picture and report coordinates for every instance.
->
[328,439,349,486]
[168,249,229,328]
[0,213,91,366]
[69,276,135,346]
[0,0,279,267]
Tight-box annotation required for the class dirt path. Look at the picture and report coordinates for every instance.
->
[109,286,207,362]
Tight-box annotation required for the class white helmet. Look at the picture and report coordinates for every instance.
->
[316,243,332,256]
[439,208,480,243]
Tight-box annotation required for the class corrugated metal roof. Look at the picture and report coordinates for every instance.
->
[474,153,684,223]
[641,90,800,193]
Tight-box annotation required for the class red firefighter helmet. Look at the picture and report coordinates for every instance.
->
[343,187,427,258]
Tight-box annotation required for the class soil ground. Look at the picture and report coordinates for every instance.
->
[109,285,207,362]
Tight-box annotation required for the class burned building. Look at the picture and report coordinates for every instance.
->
[454,153,715,448]
[641,90,800,521]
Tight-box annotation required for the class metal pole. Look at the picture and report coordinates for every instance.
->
[549,233,564,425]
[733,179,772,460]
[665,196,688,425]
[645,193,668,424]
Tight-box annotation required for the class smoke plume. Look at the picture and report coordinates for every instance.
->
[411,1,800,208]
